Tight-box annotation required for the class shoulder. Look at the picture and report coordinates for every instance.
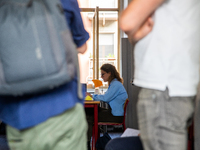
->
[110,79,123,86]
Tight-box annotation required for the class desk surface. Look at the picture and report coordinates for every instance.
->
[84,101,100,104]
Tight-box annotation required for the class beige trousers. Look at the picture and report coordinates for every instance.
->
[6,103,88,150]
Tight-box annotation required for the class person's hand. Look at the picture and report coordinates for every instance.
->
[126,17,154,44]
[86,92,92,98]
[77,43,87,54]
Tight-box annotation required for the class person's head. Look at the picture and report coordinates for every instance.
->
[100,63,123,85]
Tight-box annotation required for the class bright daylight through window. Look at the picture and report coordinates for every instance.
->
[77,0,119,90]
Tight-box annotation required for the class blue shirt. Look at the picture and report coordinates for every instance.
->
[61,0,89,47]
[93,79,128,116]
[0,0,89,130]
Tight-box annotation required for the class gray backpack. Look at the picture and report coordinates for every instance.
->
[0,0,83,98]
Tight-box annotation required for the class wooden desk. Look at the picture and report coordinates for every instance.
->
[84,101,100,150]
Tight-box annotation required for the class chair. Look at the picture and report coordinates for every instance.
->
[91,98,129,150]
[98,98,129,131]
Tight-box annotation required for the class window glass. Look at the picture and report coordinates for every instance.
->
[78,0,118,8]
[99,34,114,58]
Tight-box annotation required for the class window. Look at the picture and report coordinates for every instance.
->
[99,34,114,58]
[78,0,120,88]
[78,0,118,8]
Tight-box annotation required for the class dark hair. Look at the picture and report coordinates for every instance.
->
[100,63,123,85]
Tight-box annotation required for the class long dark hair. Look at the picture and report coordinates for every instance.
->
[100,63,123,85]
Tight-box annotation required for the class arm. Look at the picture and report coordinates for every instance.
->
[93,82,121,103]
[119,0,165,44]
[77,43,87,54]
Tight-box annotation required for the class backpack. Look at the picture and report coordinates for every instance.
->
[0,0,83,98]
[96,132,111,150]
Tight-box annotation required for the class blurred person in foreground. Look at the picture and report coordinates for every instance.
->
[120,0,200,150]
[0,0,89,150]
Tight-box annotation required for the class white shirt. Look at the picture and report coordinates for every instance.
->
[134,0,200,96]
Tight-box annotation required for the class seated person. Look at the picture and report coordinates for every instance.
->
[85,63,128,150]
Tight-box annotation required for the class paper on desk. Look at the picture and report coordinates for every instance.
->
[121,128,140,137]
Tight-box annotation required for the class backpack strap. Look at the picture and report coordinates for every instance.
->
[27,0,33,7]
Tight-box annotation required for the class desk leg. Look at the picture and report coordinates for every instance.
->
[93,104,98,150]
